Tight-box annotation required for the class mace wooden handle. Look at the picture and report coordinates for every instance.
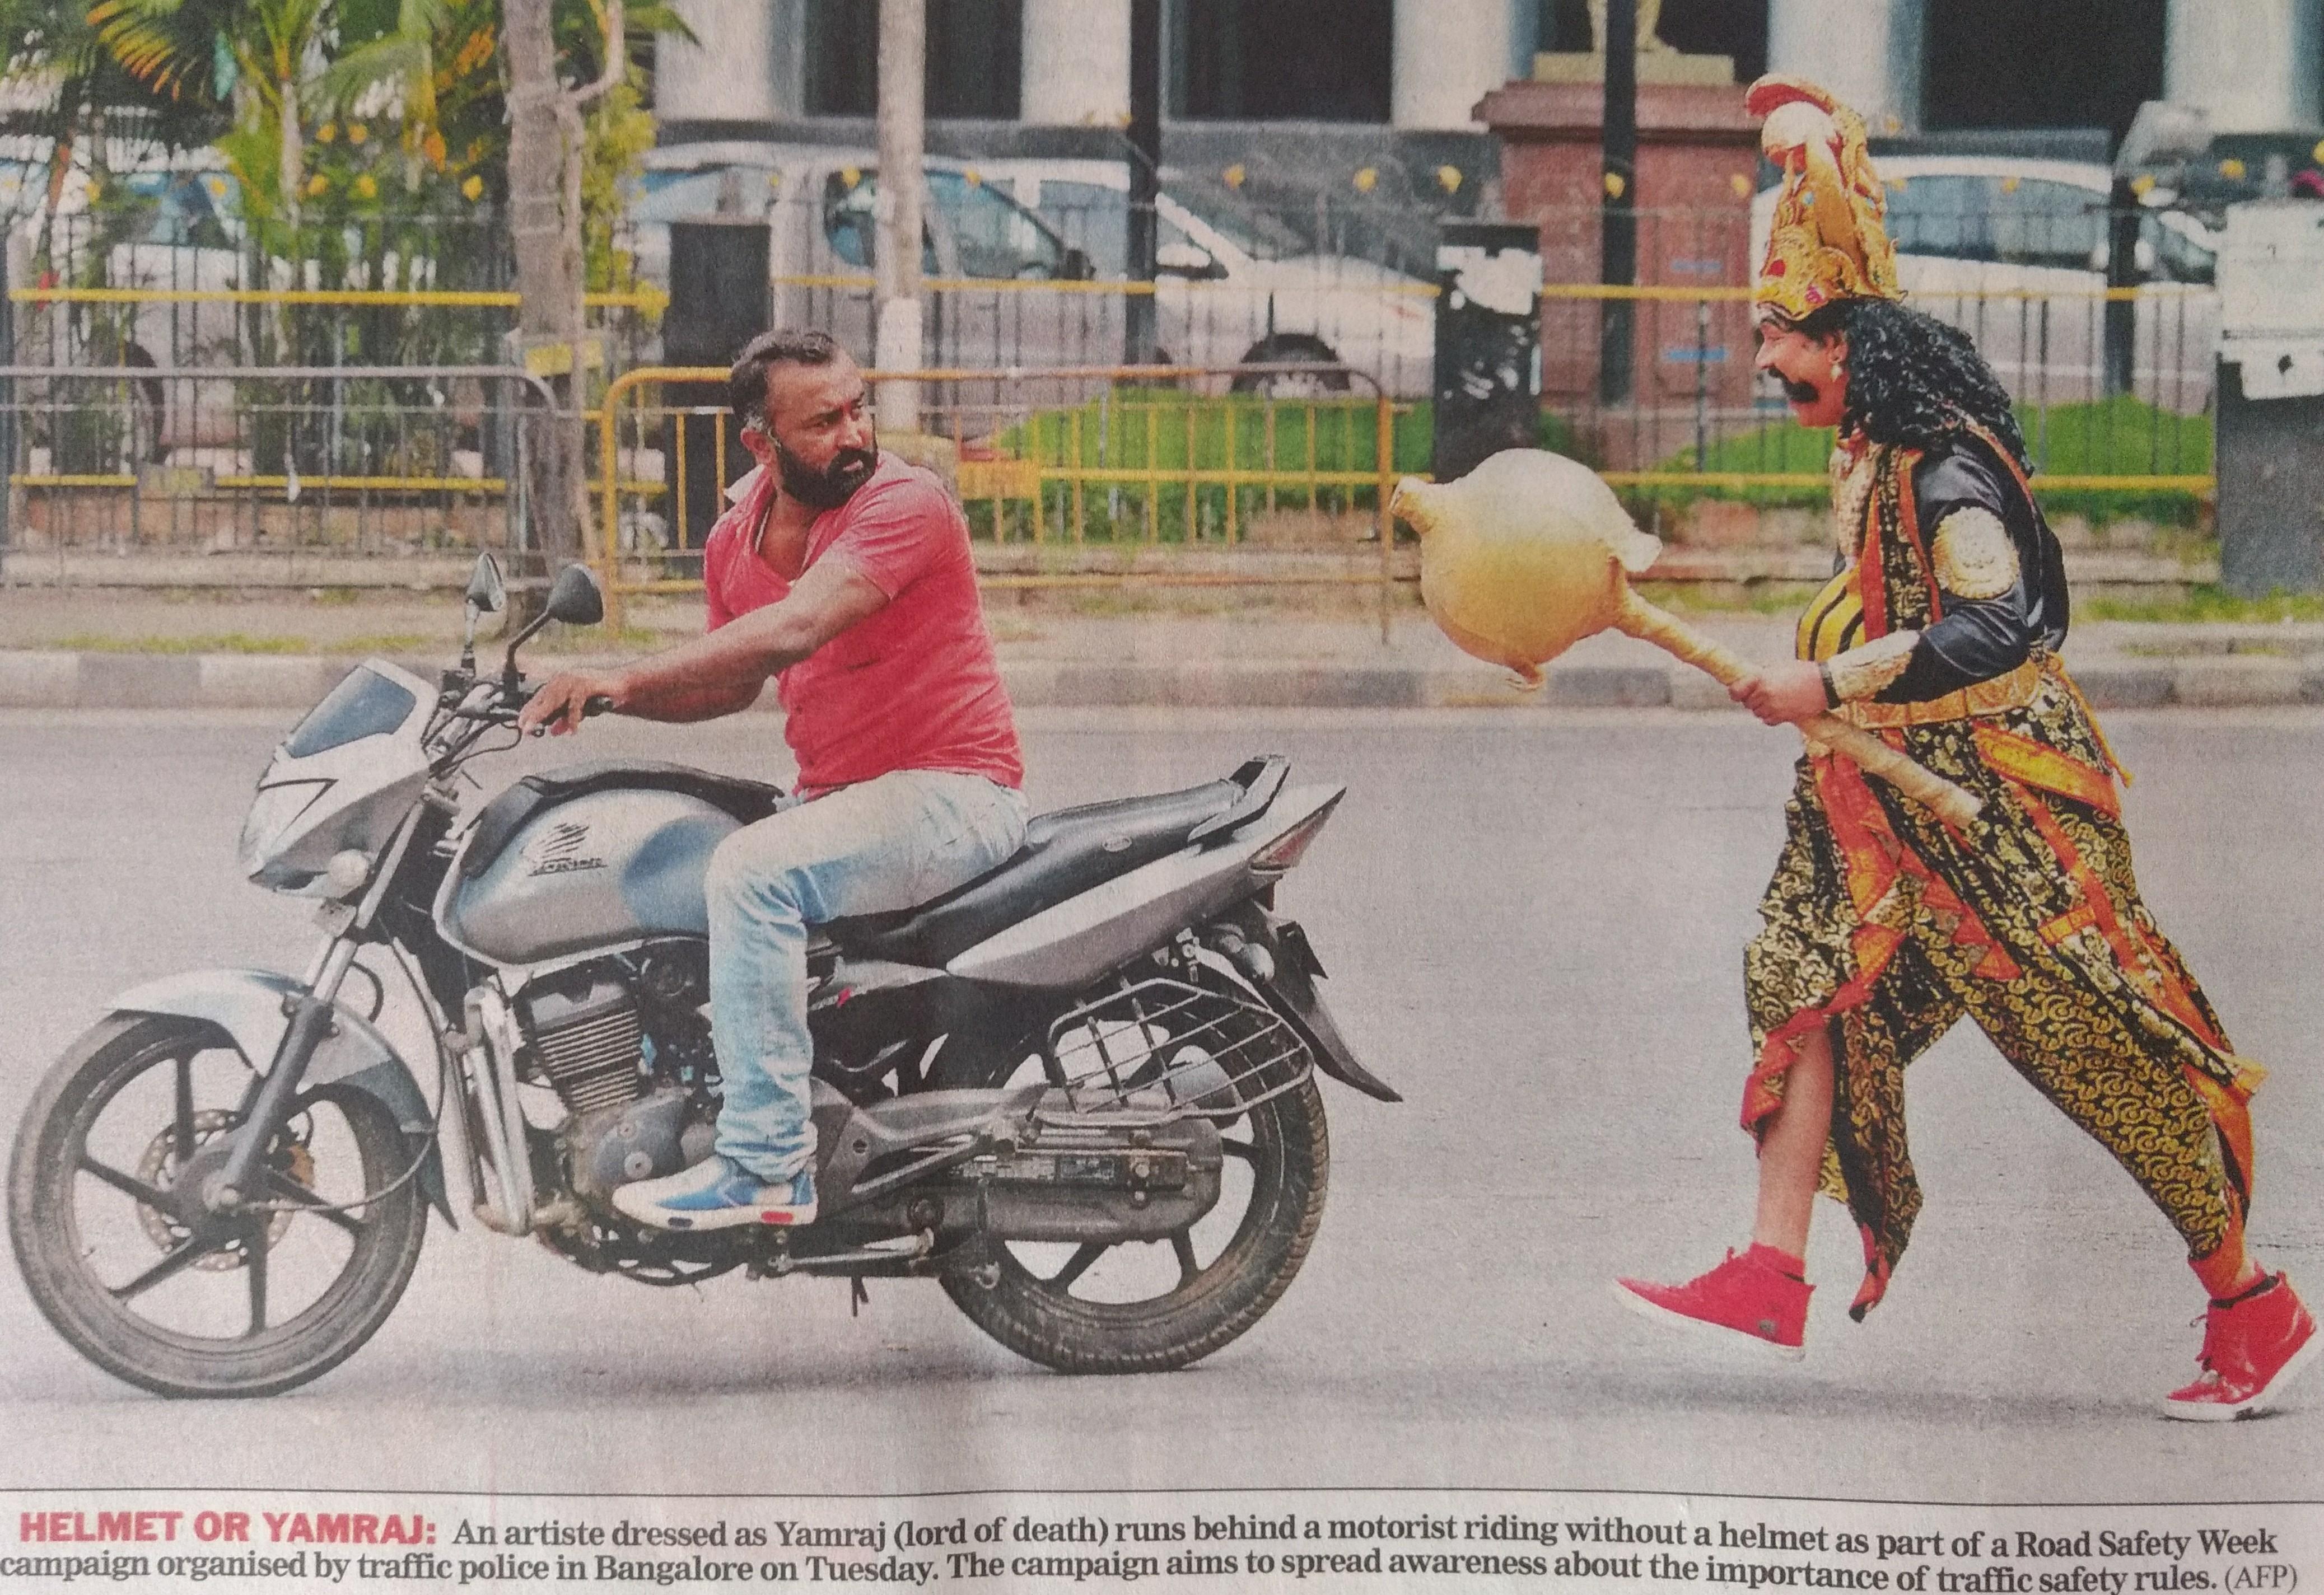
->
[1797,713,1984,828]
[1611,588,1984,827]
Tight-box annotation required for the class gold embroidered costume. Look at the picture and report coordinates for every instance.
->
[1748,435,2258,1316]
[1737,76,2260,1318]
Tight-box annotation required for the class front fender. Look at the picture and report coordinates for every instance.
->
[111,967,451,1224]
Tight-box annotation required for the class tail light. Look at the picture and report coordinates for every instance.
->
[1249,799,1339,874]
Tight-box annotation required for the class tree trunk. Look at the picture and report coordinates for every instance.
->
[503,0,589,581]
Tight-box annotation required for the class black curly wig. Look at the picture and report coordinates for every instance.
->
[1786,298,2030,470]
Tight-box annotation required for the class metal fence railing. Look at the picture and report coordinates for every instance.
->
[8,281,667,384]
[595,364,1411,634]
[0,364,557,576]
[1534,282,2219,490]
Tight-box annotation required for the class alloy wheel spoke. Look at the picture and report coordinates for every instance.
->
[172,1055,197,1164]
[244,1224,269,1337]
[1220,1138,1258,1164]
[1049,1243,1109,1290]
[1170,1231,1200,1288]
[259,1171,365,1236]
[77,1154,175,1213]
[111,1236,208,1302]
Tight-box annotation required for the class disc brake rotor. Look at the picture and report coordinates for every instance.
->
[133,1111,311,1266]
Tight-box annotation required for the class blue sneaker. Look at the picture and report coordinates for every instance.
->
[612,1156,817,1231]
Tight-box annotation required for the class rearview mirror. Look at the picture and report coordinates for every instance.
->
[502,564,606,686]
[543,563,605,628]
[465,553,506,615]
[1156,242,1225,281]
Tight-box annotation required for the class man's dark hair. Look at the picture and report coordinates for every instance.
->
[1790,298,2029,470]
[730,328,844,425]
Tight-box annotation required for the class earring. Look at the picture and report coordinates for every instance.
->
[1828,357,1846,380]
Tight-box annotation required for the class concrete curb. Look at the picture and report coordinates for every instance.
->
[4,649,2320,713]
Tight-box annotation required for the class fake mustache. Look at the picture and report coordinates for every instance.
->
[1779,375,1823,405]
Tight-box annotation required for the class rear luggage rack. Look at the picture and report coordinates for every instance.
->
[1040,973,1311,1123]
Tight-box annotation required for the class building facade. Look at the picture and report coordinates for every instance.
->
[655,0,2323,148]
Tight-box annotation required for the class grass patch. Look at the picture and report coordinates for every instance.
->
[328,633,442,654]
[975,390,1593,544]
[48,632,315,654]
[530,624,666,653]
[2080,586,2324,624]
[1646,582,1828,616]
[1636,396,2214,526]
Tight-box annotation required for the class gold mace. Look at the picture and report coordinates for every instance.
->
[1390,452,1981,829]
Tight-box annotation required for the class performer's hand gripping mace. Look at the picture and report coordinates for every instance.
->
[1389,456,1982,829]
[1605,587,1981,827]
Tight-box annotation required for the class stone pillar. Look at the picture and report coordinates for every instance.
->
[1476,77,1760,462]
[656,0,782,125]
[1765,0,1924,134]
[2166,0,2322,132]
[1021,0,1132,124]
[1393,0,1518,130]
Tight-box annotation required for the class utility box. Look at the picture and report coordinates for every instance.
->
[660,218,772,551]
[1431,223,1542,484]
[2215,201,2324,596]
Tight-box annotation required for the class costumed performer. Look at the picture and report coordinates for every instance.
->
[1612,75,2316,1421]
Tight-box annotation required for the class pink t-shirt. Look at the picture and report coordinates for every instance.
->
[702,455,1023,797]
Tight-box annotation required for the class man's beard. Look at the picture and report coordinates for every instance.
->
[1779,373,1823,406]
[773,436,878,509]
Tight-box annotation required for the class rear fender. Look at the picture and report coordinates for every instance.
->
[1225,905,1400,1103]
[110,967,452,1223]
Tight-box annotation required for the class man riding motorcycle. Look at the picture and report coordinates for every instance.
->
[522,328,1028,1231]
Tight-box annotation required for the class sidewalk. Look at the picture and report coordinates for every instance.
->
[2,581,2317,711]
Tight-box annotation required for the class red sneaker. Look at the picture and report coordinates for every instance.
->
[2163,1272,2320,1421]
[1614,1246,1812,1360]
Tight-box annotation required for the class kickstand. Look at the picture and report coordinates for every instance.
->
[850,1277,870,1317]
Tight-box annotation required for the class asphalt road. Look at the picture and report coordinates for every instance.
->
[2,705,2320,1504]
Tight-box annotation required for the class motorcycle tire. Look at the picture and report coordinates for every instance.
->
[9,1013,429,1399]
[934,985,1329,1374]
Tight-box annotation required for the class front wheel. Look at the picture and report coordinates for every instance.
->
[935,976,1329,1373]
[8,1013,429,1398]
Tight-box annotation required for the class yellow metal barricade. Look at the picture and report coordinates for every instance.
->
[594,364,1411,637]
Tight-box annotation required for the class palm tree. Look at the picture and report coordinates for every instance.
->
[94,0,333,231]
[0,0,228,268]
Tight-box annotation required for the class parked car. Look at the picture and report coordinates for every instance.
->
[630,143,1435,397]
[1750,155,2220,409]
[988,157,1436,397]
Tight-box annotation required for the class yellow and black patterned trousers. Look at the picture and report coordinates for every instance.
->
[1742,669,2258,1318]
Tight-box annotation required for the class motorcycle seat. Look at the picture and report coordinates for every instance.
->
[823,774,1250,969]
[460,759,789,879]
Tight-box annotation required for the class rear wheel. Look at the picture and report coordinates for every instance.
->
[934,971,1328,1373]
[9,1014,429,1398]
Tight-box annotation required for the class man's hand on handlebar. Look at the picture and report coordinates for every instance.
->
[518,670,622,737]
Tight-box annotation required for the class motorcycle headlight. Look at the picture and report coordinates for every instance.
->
[238,780,330,879]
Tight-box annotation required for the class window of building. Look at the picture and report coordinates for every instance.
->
[804,0,1024,119]
[1923,0,2164,144]
[1171,0,1393,122]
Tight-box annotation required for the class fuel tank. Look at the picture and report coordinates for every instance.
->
[436,788,741,964]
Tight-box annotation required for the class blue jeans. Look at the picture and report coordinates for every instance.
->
[704,770,1029,1181]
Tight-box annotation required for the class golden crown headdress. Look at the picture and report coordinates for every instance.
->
[1747,75,1901,322]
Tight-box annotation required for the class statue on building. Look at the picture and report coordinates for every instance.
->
[1589,0,1673,54]
[1535,0,1731,86]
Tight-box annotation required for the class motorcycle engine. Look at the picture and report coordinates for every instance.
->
[511,943,721,1208]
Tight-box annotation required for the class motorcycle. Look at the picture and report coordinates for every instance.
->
[8,556,1396,1397]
